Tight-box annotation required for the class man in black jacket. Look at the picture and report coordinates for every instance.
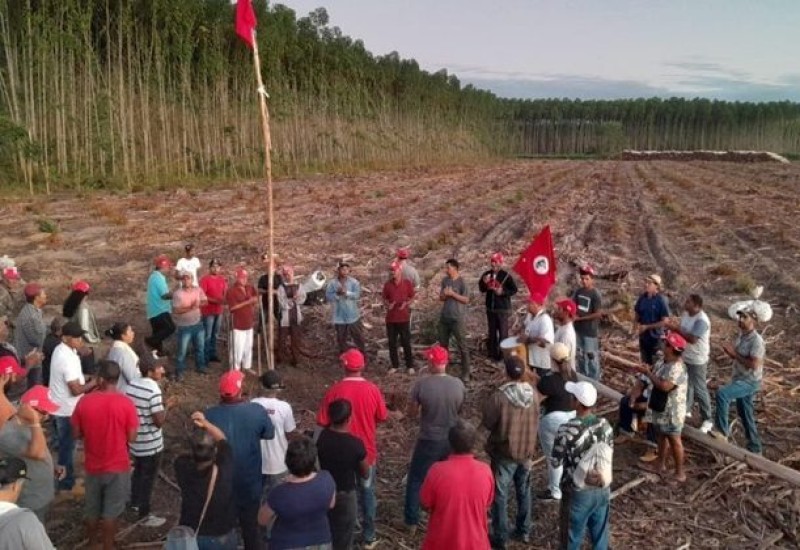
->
[479,253,518,362]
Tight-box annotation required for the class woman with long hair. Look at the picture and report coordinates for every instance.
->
[105,322,140,394]
[63,280,100,374]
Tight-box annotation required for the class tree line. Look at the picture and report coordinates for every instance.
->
[0,0,798,193]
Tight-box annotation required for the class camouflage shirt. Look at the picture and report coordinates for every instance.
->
[550,414,613,488]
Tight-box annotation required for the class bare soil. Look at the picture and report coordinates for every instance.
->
[2,159,800,549]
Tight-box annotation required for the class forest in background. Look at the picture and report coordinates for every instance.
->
[1,0,799,193]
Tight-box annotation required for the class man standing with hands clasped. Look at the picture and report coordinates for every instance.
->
[438,259,470,382]
[479,253,518,363]
[326,262,367,358]
[383,260,415,375]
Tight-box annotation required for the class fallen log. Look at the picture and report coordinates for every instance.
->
[581,352,800,489]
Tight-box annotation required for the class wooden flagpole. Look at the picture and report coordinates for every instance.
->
[250,29,274,372]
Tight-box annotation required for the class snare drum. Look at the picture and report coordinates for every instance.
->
[500,336,528,365]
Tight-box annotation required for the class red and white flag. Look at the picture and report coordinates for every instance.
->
[513,225,557,299]
[235,0,257,48]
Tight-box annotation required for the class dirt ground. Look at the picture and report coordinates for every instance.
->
[2,159,800,549]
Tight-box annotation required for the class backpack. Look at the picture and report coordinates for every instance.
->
[572,422,613,489]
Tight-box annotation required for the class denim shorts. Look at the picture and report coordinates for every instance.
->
[656,423,684,436]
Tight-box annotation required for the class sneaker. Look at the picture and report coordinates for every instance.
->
[363,539,380,549]
[709,429,728,442]
[535,489,559,501]
[405,524,417,536]
[406,368,415,375]
[387,368,398,375]
[639,449,659,463]
[700,420,714,434]
[140,514,167,528]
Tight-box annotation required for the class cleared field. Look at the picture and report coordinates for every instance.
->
[2,159,799,548]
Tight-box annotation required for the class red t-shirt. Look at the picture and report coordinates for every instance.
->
[316,378,388,465]
[382,278,415,324]
[200,274,228,316]
[71,390,139,475]
[226,283,257,330]
[420,454,494,550]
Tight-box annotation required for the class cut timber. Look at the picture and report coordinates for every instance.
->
[583,352,800,488]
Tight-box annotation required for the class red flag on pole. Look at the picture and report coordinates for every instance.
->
[513,225,557,299]
[235,0,257,48]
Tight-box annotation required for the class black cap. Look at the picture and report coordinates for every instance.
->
[260,370,284,390]
[736,308,758,321]
[0,457,29,485]
[62,321,87,338]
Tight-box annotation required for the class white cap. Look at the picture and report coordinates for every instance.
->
[565,381,597,407]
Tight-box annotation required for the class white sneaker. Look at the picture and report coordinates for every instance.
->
[407,368,415,375]
[140,514,167,528]
[699,421,713,434]
[387,368,398,375]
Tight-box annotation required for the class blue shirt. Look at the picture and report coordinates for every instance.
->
[325,277,361,324]
[206,401,274,503]
[634,292,670,343]
[146,271,171,319]
[267,470,336,550]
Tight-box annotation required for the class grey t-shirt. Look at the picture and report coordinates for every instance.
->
[0,506,56,550]
[572,287,602,338]
[732,330,765,383]
[0,421,54,512]
[440,276,468,320]
[410,374,465,441]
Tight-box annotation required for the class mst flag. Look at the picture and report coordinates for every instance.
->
[236,0,257,47]
[513,225,556,298]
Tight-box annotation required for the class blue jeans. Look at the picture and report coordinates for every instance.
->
[176,323,206,375]
[490,458,532,545]
[576,335,601,380]
[403,438,450,525]
[358,465,377,543]
[202,314,222,363]
[197,529,238,550]
[560,486,610,550]
[685,361,712,421]
[715,379,762,453]
[54,416,75,490]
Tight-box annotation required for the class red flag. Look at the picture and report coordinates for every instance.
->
[236,0,257,48]
[513,225,557,299]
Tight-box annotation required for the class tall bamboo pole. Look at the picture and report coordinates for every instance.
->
[250,29,274,373]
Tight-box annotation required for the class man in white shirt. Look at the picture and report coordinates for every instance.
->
[520,293,554,372]
[48,321,96,493]
[554,298,578,374]
[175,244,201,287]
[666,294,712,432]
[252,370,296,496]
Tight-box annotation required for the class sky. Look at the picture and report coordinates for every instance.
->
[274,0,800,102]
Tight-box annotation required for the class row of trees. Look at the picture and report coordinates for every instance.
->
[0,0,798,193]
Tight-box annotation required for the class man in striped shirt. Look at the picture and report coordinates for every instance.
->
[125,356,177,527]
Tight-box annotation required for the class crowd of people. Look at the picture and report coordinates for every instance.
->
[0,245,769,550]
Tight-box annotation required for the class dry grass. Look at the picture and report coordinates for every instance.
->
[735,273,757,294]
[708,264,738,277]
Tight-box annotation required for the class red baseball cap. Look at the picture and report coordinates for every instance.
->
[154,255,173,269]
[2,267,20,281]
[528,292,547,305]
[0,356,25,377]
[396,248,410,260]
[579,264,596,277]
[663,331,687,352]
[490,252,504,264]
[72,280,90,293]
[23,283,42,299]
[556,298,577,317]
[235,267,249,280]
[424,344,449,366]
[20,385,59,414]
[340,348,365,371]
[219,370,245,397]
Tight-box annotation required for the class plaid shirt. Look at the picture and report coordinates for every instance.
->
[550,414,613,487]
[482,382,539,462]
[14,303,46,359]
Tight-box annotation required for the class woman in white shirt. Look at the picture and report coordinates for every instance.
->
[62,280,100,374]
[105,322,141,394]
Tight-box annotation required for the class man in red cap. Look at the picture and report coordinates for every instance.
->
[554,298,578,373]
[633,331,688,482]
[226,267,258,371]
[0,357,27,421]
[403,344,465,532]
[199,258,227,364]
[14,283,47,388]
[520,293,554,372]
[396,248,420,289]
[479,253,518,362]
[382,260,415,374]
[0,266,25,322]
[206,370,275,550]
[316,349,388,548]
[172,271,208,379]
[572,264,604,380]
[145,255,175,356]
[0,381,59,523]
